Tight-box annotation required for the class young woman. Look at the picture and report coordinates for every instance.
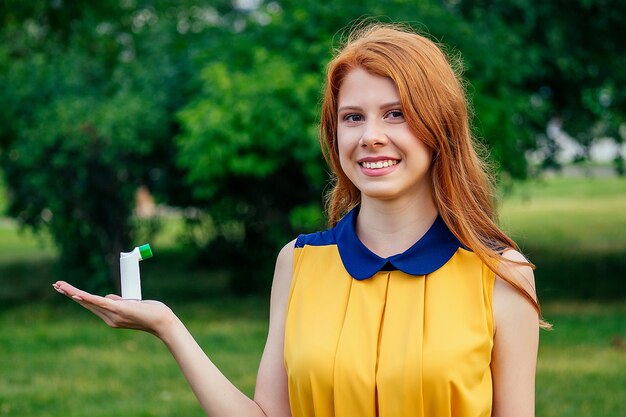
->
[54,23,541,417]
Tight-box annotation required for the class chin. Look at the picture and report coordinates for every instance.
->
[359,187,404,201]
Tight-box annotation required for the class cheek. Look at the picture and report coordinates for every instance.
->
[336,132,351,162]
[404,132,433,163]
[336,136,357,179]
[410,145,433,173]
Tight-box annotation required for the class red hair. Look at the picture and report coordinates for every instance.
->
[320,23,545,323]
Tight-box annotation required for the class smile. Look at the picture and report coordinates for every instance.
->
[359,160,399,169]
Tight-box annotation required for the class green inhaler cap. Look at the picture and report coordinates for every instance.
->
[139,243,153,260]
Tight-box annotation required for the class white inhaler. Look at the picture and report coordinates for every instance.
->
[120,244,153,300]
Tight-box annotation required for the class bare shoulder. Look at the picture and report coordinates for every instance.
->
[495,249,536,300]
[493,249,538,333]
[271,239,296,300]
[276,238,296,268]
[266,239,297,323]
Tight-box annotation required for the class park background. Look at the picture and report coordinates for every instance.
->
[0,0,625,416]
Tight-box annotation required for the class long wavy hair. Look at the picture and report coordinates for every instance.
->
[320,23,545,322]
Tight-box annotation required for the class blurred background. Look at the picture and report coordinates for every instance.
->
[0,1,624,416]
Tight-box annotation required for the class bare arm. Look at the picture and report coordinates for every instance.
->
[254,240,294,416]
[491,249,540,417]
[53,240,295,417]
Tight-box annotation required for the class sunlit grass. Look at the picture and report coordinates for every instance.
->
[499,176,626,299]
[500,176,626,253]
[0,221,56,262]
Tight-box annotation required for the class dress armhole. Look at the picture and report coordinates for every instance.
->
[285,238,305,318]
[482,260,497,340]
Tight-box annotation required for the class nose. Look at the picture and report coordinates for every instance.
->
[359,120,388,148]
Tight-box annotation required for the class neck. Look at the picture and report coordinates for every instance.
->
[356,193,438,258]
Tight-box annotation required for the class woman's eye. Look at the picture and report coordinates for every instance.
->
[386,110,404,119]
[344,114,363,122]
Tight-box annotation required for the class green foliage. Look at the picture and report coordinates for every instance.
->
[6,92,165,289]
[453,0,626,168]
[0,1,191,289]
[178,51,323,196]
[174,0,551,291]
[1,0,623,293]
[176,43,326,292]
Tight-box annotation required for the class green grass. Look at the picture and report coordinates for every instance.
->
[0,174,59,305]
[500,176,626,252]
[0,299,267,417]
[0,175,625,416]
[1,297,624,417]
[537,302,626,417]
[499,176,626,299]
[0,220,58,306]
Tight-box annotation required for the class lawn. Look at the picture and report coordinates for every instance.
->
[0,175,625,416]
[0,299,267,417]
[500,176,626,253]
[499,176,626,299]
[536,301,626,417]
[1,296,624,417]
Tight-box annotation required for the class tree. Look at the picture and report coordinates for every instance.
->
[0,0,195,290]
[451,0,626,173]
[3,0,622,294]
[175,0,546,292]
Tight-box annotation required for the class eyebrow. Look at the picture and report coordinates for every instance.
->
[337,101,402,113]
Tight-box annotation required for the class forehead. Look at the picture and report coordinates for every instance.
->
[337,68,399,106]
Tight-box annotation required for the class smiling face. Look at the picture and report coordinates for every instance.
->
[336,67,433,204]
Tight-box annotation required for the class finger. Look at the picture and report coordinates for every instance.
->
[55,283,122,307]
[72,298,106,315]
[71,291,117,310]
[105,294,123,301]
[52,283,67,296]
[53,282,109,306]
[71,298,114,319]
[54,281,90,298]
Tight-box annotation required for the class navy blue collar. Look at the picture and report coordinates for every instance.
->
[335,207,461,280]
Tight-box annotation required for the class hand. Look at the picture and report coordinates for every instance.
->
[53,281,176,338]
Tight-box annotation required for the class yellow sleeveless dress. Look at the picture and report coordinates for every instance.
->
[284,208,495,417]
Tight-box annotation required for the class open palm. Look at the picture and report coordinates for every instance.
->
[53,281,175,337]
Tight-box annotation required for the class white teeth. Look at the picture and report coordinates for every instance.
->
[361,160,398,169]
